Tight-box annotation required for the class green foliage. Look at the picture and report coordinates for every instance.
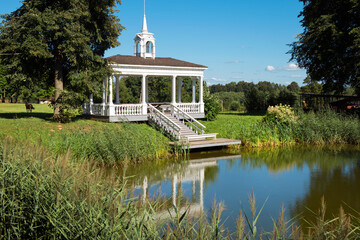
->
[0,0,125,119]
[289,0,360,94]
[244,86,270,112]
[230,100,241,111]
[204,86,221,121]
[214,91,245,111]
[211,81,300,113]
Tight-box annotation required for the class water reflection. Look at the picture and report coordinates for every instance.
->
[124,146,360,232]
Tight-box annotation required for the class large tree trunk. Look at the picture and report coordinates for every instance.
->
[54,48,64,120]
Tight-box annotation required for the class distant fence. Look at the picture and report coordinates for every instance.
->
[300,94,360,111]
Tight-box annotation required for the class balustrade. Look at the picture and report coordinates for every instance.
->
[176,103,200,113]
[114,104,143,116]
[90,104,104,116]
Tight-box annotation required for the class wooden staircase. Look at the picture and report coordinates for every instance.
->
[164,112,201,140]
[148,104,218,142]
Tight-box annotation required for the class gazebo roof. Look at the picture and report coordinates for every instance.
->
[107,55,207,69]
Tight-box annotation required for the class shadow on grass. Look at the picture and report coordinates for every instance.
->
[0,112,84,122]
[219,111,266,116]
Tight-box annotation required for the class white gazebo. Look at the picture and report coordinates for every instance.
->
[84,14,207,123]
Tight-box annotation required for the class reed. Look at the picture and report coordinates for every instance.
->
[202,110,360,147]
[2,138,360,239]
[0,117,170,165]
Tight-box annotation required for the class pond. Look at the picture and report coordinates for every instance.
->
[124,146,360,233]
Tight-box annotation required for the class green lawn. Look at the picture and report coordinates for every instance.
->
[0,103,53,114]
[0,103,170,164]
[202,113,263,138]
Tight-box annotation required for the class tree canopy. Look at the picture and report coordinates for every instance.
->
[289,0,360,95]
[0,0,124,121]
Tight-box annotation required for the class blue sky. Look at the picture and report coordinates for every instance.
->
[1,0,308,86]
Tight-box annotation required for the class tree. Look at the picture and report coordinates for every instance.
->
[0,0,124,121]
[301,76,323,94]
[289,0,360,95]
[0,65,7,101]
[287,81,300,93]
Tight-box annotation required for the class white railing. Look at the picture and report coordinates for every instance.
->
[176,103,200,113]
[91,104,104,116]
[148,104,181,140]
[114,104,143,116]
[171,104,206,134]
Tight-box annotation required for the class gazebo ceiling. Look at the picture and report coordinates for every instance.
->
[106,55,207,69]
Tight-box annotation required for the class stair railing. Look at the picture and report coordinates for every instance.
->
[170,104,206,134]
[148,104,181,140]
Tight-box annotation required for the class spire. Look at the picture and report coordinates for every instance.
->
[142,14,148,33]
[142,0,148,33]
[134,0,156,59]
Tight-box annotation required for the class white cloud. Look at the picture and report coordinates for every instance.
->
[225,59,243,64]
[283,63,300,71]
[205,77,227,82]
[266,65,276,71]
[290,74,302,78]
[285,82,291,85]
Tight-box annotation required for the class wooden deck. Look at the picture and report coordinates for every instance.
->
[169,138,242,150]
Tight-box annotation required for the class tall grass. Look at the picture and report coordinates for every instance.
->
[2,138,360,239]
[203,110,360,147]
[0,117,170,165]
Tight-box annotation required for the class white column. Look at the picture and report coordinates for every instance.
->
[102,79,107,104]
[141,75,147,114]
[108,76,113,105]
[177,78,182,103]
[172,175,178,207]
[115,76,120,104]
[171,75,177,105]
[145,76,149,103]
[102,79,106,115]
[89,94,93,115]
[199,76,204,113]
[192,77,196,103]
[108,76,115,116]
[199,168,204,211]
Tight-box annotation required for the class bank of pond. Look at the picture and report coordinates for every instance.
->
[2,136,360,238]
[2,108,360,238]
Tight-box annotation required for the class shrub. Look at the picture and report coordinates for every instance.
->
[204,88,221,121]
[263,104,299,124]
